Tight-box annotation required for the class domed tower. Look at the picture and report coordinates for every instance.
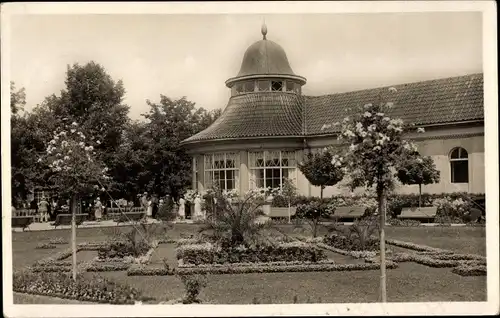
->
[225,23,307,95]
[183,24,308,145]
[182,24,308,195]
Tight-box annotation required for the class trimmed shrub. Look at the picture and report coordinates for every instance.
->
[97,240,150,259]
[388,219,421,227]
[86,263,131,272]
[13,270,145,304]
[179,274,208,304]
[323,234,379,251]
[176,241,327,265]
[49,237,69,245]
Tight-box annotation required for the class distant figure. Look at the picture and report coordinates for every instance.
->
[194,195,202,221]
[178,197,186,220]
[141,192,148,214]
[152,195,159,219]
[94,197,103,222]
[38,197,50,223]
[51,200,58,221]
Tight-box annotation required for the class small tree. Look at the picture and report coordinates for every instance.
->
[397,153,440,208]
[338,87,425,302]
[298,149,345,201]
[40,119,111,280]
[281,178,297,223]
[297,149,345,236]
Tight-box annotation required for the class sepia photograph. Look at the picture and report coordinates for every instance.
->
[2,1,498,317]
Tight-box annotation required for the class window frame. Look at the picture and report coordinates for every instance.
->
[203,153,240,191]
[449,147,469,183]
[248,150,297,190]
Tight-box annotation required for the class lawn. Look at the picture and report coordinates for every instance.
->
[10,224,487,304]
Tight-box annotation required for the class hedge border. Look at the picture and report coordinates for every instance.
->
[452,264,487,276]
[178,259,337,268]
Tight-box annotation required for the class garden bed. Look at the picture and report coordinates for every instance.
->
[176,241,327,266]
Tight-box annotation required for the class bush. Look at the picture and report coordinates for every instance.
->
[49,237,69,245]
[323,234,379,251]
[176,241,327,265]
[86,263,131,272]
[179,274,208,304]
[13,270,144,304]
[98,240,150,259]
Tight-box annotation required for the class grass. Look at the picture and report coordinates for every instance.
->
[11,224,487,304]
[13,292,93,304]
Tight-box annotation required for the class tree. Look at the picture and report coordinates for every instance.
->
[338,87,425,302]
[41,62,130,194]
[297,149,345,236]
[396,153,440,208]
[10,81,26,115]
[40,119,111,280]
[138,96,221,200]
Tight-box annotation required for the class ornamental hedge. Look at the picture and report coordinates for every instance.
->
[176,241,327,265]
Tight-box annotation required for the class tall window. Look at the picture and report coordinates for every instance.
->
[204,153,239,190]
[450,147,469,183]
[248,151,296,190]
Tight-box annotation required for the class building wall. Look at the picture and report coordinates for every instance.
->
[188,125,484,197]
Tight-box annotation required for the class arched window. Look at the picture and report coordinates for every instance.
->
[450,147,469,183]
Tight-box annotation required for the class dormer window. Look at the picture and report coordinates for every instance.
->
[271,81,283,91]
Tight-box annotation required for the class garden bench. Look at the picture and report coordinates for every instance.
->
[13,209,37,217]
[332,206,366,221]
[51,214,87,229]
[11,216,34,231]
[398,207,437,222]
[269,207,297,219]
[113,212,145,225]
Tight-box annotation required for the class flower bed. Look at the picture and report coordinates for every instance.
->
[316,242,390,260]
[13,270,145,304]
[385,239,450,253]
[178,259,337,268]
[452,264,487,276]
[127,266,175,276]
[175,262,399,275]
[35,243,57,249]
[176,241,327,265]
[388,219,421,227]
[86,262,131,272]
[323,234,379,252]
[383,253,485,268]
[49,237,69,245]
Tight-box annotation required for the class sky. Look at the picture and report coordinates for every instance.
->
[10,12,482,120]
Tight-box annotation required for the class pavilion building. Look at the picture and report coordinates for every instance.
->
[180,25,484,198]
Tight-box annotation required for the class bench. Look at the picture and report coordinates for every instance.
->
[12,216,34,231]
[13,209,37,219]
[51,214,87,229]
[398,207,437,222]
[106,207,144,220]
[332,206,366,221]
[113,212,145,225]
[269,207,297,219]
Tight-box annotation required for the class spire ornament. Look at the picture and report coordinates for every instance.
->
[261,22,268,40]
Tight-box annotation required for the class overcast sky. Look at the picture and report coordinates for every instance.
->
[10,12,482,119]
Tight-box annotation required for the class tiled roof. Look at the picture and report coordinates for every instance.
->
[181,73,483,144]
[183,92,304,143]
[306,73,484,135]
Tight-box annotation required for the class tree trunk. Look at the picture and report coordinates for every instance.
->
[288,201,291,224]
[313,186,325,238]
[71,194,78,281]
[378,188,387,302]
[418,184,422,208]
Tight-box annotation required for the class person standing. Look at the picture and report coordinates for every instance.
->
[194,194,202,221]
[51,199,58,221]
[38,197,50,223]
[141,192,148,216]
[94,197,103,222]
[178,196,186,221]
[152,195,159,219]
[147,196,153,219]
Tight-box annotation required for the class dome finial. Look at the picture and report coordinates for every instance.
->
[261,20,267,40]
